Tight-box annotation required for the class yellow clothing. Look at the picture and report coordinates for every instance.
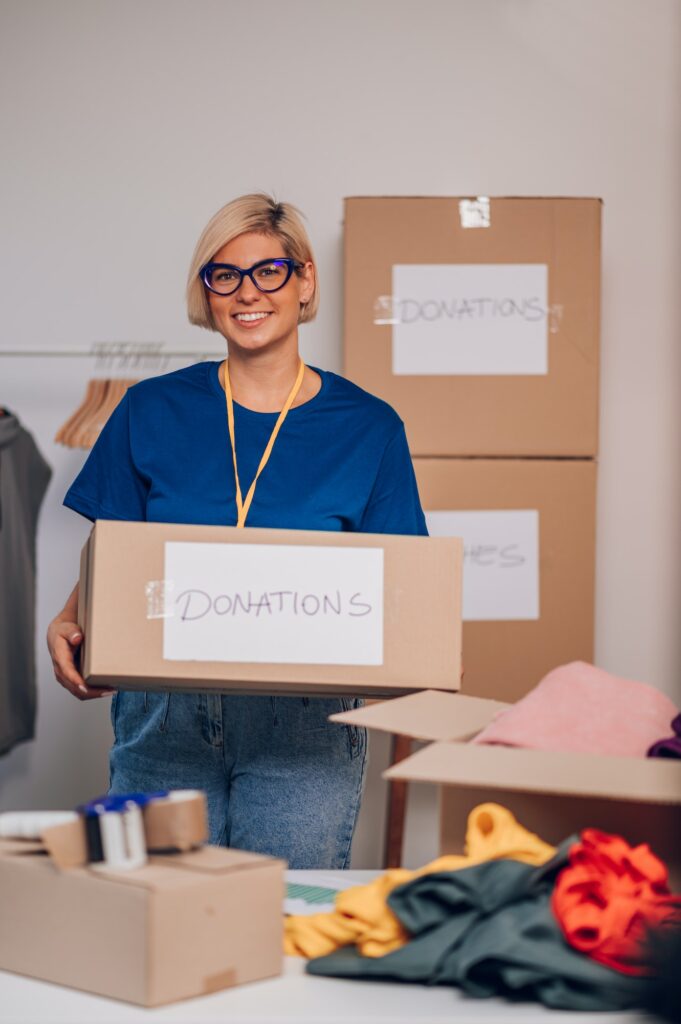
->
[284,803,556,958]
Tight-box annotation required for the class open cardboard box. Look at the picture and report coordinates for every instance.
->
[0,837,285,1006]
[79,521,462,697]
[331,691,681,884]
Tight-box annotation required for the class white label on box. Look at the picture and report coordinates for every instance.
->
[425,510,539,621]
[162,542,384,665]
[391,264,548,375]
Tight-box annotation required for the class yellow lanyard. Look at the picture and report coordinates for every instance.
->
[224,358,306,528]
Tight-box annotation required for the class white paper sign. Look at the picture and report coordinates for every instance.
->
[162,542,384,665]
[425,510,539,621]
[391,264,548,375]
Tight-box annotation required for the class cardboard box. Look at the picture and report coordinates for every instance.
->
[0,841,284,1006]
[79,520,462,697]
[332,691,681,885]
[344,196,601,457]
[414,457,596,702]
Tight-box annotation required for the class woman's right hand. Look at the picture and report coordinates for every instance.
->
[47,584,114,700]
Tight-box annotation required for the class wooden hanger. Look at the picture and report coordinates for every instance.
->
[81,378,135,449]
[55,380,98,444]
[55,378,139,449]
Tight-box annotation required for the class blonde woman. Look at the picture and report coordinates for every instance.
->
[48,194,427,868]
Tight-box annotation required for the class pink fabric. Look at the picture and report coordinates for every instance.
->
[472,662,679,758]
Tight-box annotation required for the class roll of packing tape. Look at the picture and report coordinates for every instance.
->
[142,790,207,851]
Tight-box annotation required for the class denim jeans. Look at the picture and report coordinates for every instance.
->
[109,691,368,869]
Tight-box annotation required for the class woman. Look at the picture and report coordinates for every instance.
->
[47,193,427,869]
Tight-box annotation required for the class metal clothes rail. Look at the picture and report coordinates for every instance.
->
[0,350,223,358]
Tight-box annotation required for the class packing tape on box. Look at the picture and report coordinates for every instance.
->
[145,579,175,619]
[372,291,563,333]
[459,196,491,228]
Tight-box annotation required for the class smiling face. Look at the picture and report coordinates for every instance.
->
[207,232,315,356]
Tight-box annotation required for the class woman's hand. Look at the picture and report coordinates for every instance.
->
[47,583,114,701]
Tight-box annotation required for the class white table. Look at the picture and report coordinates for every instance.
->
[2,872,656,1024]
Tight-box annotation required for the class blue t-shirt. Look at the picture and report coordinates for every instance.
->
[64,361,427,536]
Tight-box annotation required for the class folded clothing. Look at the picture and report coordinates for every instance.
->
[307,841,653,1012]
[552,828,681,975]
[284,802,555,958]
[648,713,681,759]
[472,661,679,757]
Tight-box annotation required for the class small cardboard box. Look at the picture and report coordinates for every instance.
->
[344,196,601,457]
[78,520,462,697]
[332,692,681,885]
[0,841,285,1006]
[415,457,596,702]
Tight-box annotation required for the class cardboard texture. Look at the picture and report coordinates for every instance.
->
[330,689,508,741]
[334,692,681,884]
[413,457,596,702]
[0,841,285,1006]
[79,520,462,697]
[343,196,601,457]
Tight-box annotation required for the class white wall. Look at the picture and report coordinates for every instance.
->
[1,0,678,867]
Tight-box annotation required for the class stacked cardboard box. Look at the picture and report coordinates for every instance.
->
[344,196,601,701]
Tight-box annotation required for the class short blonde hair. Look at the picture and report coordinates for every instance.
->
[186,193,319,331]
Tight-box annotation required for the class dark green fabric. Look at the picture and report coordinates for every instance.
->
[306,840,654,1011]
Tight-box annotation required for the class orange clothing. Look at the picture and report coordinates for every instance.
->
[284,802,555,958]
[552,829,681,976]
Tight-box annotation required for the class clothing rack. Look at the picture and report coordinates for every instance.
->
[0,350,223,358]
[0,345,224,375]
[2,345,225,448]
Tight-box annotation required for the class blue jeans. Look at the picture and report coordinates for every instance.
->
[109,691,368,869]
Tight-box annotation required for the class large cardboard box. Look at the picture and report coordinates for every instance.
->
[414,457,596,703]
[344,196,601,457]
[79,520,462,697]
[332,691,681,885]
[0,841,284,1006]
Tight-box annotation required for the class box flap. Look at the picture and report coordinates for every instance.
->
[330,690,507,741]
[149,845,284,874]
[89,845,284,890]
[384,741,681,805]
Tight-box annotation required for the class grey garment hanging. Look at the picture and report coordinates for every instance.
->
[0,411,52,755]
